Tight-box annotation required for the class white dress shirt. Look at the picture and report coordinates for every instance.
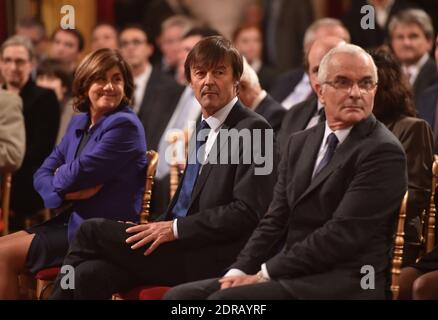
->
[305,100,324,130]
[281,73,313,110]
[133,64,152,114]
[156,86,202,179]
[402,53,429,85]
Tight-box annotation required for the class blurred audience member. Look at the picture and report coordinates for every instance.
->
[157,15,195,77]
[182,0,254,40]
[91,23,119,51]
[277,37,345,153]
[0,36,59,229]
[270,18,350,110]
[239,57,284,132]
[118,25,183,150]
[342,0,412,50]
[389,9,438,100]
[50,28,84,73]
[417,34,438,151]
[36,58,75,144]
[233,24,277,91]
[263,0,314,72]
[0,91,25,173]
[15,17,50,64]
[370,48,434,265]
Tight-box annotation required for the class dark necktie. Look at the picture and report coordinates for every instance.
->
[172,120,211,218]
[318,108,326,123]
[314,132,339,178]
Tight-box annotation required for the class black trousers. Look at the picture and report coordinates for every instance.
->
[163,278,296,300]
[50,218,188,300]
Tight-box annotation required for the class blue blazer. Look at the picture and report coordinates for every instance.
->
[34,105,147,240]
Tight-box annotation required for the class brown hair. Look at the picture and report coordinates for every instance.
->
[369,47,416,122]
[232,24,262,42]
[52,28,85,52]
[184,36,243,84]
[72,48,134,112]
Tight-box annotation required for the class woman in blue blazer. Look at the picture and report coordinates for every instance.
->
[0,48,147,299]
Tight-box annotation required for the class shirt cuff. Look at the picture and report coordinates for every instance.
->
[173,219,179,239]
[224,268,247,277]
[261,263,271,280]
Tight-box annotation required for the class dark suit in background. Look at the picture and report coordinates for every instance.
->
[413,57,438,102]
[253,94,285,133]
[417,83,438,151]
[137,68,184,151]
[262,0,313,72]
[257,65,278,92]
[10,79,59,225]
[269,68,306,104]
[50,102,278,299]
[342,0,413,50]
[277,96,318,152]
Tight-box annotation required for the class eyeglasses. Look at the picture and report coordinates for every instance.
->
[1,57,30,67]
[120,39,147,48]
[323,77,377,93]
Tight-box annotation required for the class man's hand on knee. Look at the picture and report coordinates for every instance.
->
[125,221,175,256]
[218,274,261,290]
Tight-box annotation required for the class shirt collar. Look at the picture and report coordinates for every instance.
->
[317,100,324,111]
[403,53,429,78]
[202,96,238,131]
[252,90,267,109]
[134,64,152,86]
[322,121,352,147]
[251,59,262,73]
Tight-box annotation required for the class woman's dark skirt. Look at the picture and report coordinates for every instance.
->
[25,209,71,274]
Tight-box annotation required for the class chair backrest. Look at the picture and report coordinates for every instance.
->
[422,155,438,254]
[167,133,180,200]
[391,191,408,300]
[0,172,12,236]
[167,129,190,200]
[139,151,159,224]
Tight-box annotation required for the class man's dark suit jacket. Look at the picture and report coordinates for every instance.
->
[413,57,438,101]
[417,83,438,151]
[257,64,278,92]
[230,115,407,299]
[277,96,318,152]
[10,79,60,216]
[269,67,306,103]
[159,102,278,281]
[253,93,285,133]
[342,0,413,50]
[137,67,184,151]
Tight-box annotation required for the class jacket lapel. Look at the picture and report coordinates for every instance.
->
[187,102,244,210]
[292,123,325,200]
[294,115,377,206]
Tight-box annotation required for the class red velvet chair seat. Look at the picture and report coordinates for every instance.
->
[35,267,61,281]
[116,286,171,300]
